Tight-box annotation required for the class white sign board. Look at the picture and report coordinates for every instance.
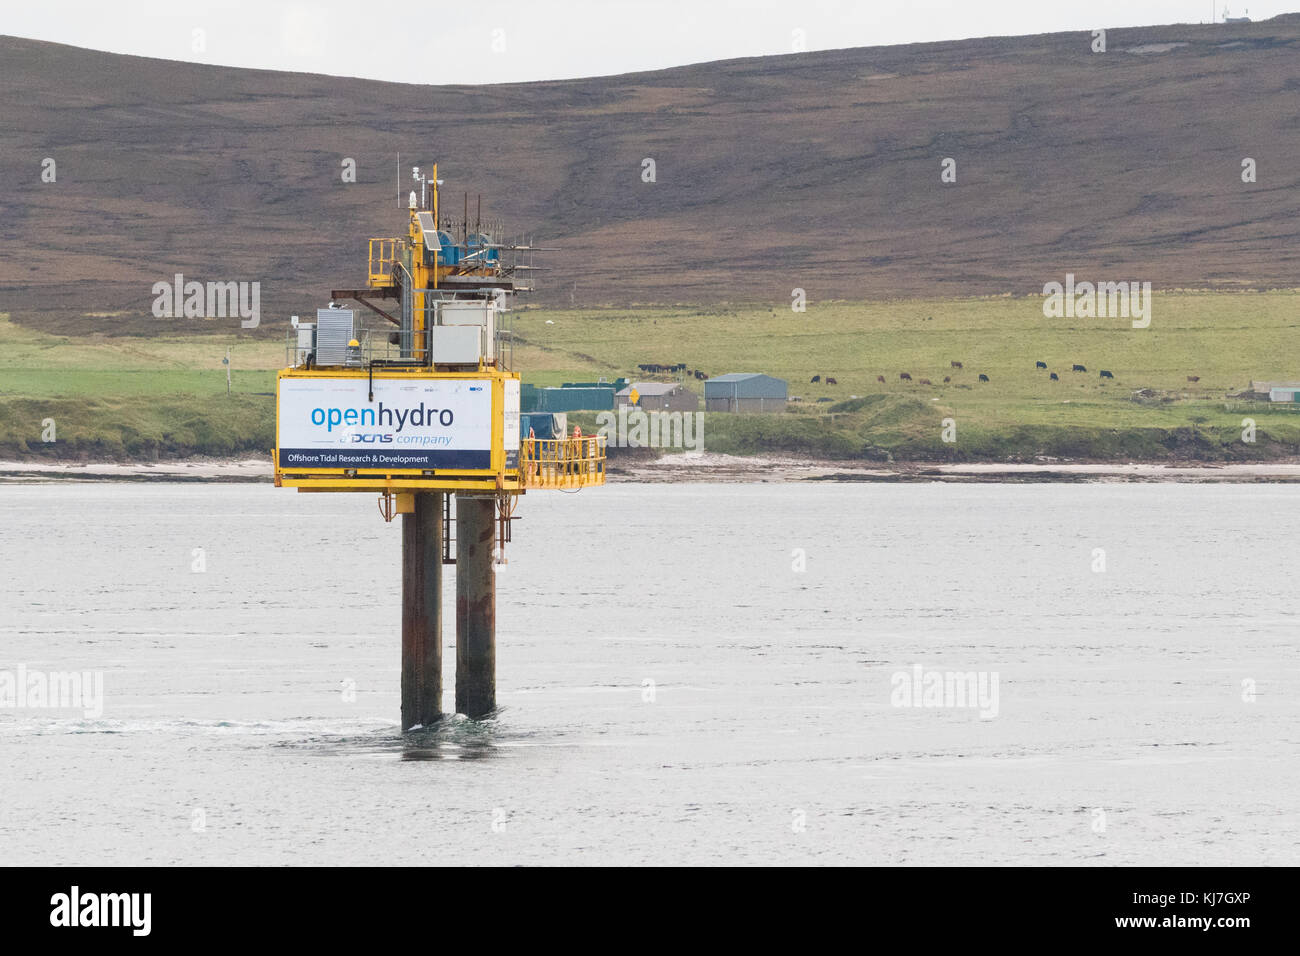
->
[503,378,520,469]
[278,377,493,470]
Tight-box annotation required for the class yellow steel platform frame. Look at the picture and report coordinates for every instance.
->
[520,437,606,488]
[274,162,604,499]
[274,368,604,495]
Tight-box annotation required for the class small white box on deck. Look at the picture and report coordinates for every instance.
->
[431,324,483,364]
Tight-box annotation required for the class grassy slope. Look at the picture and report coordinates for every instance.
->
[0,316,279,458]
[514,291,1300,460]
[5,291,1300,461]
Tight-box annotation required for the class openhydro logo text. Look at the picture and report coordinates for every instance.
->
[311,403,454,433]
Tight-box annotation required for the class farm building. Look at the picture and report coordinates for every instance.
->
[616,382,699,412]
[1249,381,1300,400]
[522,383,615,412]
[704,373,788,413]
[564,378,629,391]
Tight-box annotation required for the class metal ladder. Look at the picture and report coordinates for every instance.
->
[442,493,456,565]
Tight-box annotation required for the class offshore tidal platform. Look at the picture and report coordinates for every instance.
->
[272,164,605,727]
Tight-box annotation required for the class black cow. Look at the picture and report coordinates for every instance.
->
[1100,370,1114,379]
[1036,361,1047,369]
[900,372,912,381]
[979,373,990,382]
[877,375,886,383]
[1072,364,1087,372]
[810,375,821,383]
[951,361,963,369]
[1049,372,1059,381]
[826,377,838,385]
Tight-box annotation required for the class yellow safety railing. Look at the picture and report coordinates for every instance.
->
[521,436,606,489]
[368,237,401,284]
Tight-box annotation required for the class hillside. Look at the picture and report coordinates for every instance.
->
[1,16,1298,337]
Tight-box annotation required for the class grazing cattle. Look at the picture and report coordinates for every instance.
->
[1049,372,1059,381]
[919,378,932,385]
[694,370,707,380]
[978,373,990,383]
[877,375,886,384]
[1072,364,1086,372]
[1100,370,1114,379]
[637,362,685,375]
[1187,375,1200,383]
[1036,361,1047,369]
[951,361,963,369]
[943,376,951,383]
[900,372,912,381]
[810,375,821,383]
[826,377,838,385]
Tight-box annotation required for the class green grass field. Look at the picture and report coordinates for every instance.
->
[0,316,279,458]
[4,291,1300,461]
[514,292,1300,460]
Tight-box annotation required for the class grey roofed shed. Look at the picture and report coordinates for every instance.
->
[616,381,699,412]
[617,382,683,397]
[704,373,788,399]
[703,373,788,413]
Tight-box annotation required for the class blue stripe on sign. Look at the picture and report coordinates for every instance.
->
[279,448,491,469]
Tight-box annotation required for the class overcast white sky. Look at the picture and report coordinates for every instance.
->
[2,1,1292,84]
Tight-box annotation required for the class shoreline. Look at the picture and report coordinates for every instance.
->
[7,454,1300,484]
[610,453,1300,483]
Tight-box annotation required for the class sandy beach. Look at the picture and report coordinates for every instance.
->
[0,458,271,482]
[610,453,1300,482]
[8,454,1300,483]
